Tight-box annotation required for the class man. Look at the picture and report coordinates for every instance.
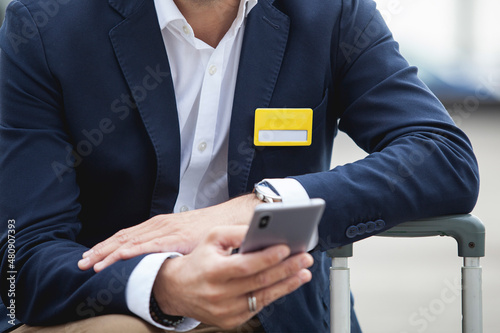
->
[0,0,479,332]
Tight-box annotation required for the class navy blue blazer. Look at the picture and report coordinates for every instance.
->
[0,0,479,331]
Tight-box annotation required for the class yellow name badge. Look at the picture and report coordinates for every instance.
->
[254,108,313,146]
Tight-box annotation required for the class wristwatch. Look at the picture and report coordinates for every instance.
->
[254,181,282,203]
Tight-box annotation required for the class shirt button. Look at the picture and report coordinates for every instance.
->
[208,65,217,75]
[180,205,189,212]
[198,142,207,152]
[182,25,190,35]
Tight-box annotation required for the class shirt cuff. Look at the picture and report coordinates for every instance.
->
[126,253,201,331]
[261,178,319,251]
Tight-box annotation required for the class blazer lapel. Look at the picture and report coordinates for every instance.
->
[109,0,180,216]
[107,0,290,203]
[228,0,290,197]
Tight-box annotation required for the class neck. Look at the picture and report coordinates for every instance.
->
[174,0,241,48]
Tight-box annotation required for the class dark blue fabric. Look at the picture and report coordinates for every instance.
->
[0,0,478,331]
[351,293,362,333]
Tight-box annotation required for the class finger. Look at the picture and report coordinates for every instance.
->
[226,252,314,295]
[90,225,248,272]
[189,269,312,330]
[94,225,250,272]
[82,226,137,258]
[92,248,129,272]
[252,268,312,310]
[78,235,134,271]
[92,234,191,272]
[204,225,249,251]
[219,244,291,279]
[78,229,135,269]
[81,214,170,261]
[78,222,160,270]
[223,268,312,323]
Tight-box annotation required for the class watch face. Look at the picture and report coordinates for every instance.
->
[257,184,279,197]
[256,182,281,202]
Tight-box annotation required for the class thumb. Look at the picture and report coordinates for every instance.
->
[205,225,249,252]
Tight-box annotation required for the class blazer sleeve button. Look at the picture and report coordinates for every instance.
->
[366,221,377,233]
[346,225,359,238]
[375,219,386,231]
[357,223,367,235]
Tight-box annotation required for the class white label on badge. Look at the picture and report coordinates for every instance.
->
[258,130,308,143]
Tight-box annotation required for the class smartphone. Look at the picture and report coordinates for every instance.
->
[239,198,325,255]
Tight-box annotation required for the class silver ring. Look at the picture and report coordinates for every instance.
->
[248,293,257,312]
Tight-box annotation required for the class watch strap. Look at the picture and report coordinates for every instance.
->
[149,293,185,327]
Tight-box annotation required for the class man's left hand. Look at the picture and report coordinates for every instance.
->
[78,194,261,272]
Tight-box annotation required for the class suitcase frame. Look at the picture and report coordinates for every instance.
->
[327,214,485,333]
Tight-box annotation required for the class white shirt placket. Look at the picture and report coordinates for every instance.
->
[174,42,227,213]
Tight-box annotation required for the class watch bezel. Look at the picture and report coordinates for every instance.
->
[254,181,282,203]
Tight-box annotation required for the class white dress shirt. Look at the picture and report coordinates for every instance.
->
[126,0,311,330]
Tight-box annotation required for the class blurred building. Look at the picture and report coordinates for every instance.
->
[374,0,500,104]
[0,0,9,25]
[1,0,499,105]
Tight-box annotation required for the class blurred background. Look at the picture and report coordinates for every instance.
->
[332,1,499,332]
[1,0,498,332]
[0,0,7,25]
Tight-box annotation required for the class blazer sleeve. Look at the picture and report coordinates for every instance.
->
[0,1,145,325]
[292,0,480,249]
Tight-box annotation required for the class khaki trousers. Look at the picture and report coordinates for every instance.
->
[12,315,264,333]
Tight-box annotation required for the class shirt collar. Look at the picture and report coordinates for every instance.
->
[245,0,259,17]
[155,0,258,31]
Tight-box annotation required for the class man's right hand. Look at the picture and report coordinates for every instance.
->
[152,225,314,329]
